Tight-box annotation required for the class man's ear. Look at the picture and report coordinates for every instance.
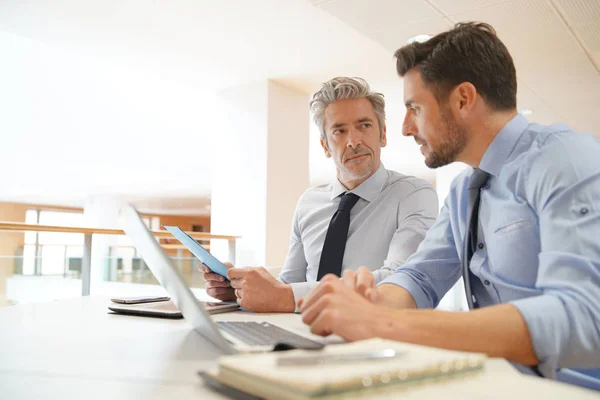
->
[380,125,387,148]
[320,137,331,158]
[453,82,477,118]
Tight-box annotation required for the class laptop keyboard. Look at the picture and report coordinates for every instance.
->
[216,321,323,349]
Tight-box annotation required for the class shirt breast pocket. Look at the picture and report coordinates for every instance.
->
[489,218,540,286]
[494,219,531,235]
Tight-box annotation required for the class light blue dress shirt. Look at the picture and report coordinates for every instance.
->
[381,115,600,389]
[279,163,439,302]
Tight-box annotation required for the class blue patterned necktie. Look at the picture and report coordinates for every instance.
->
[463,168,491,309]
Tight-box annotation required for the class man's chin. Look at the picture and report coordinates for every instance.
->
[424,153,453,169]
[344,165,376,181]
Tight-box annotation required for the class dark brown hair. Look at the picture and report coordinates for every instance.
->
[394,22,517,110]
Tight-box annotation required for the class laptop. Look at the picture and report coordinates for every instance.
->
[119,205,325,354]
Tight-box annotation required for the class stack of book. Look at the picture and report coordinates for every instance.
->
[200,338,487,399]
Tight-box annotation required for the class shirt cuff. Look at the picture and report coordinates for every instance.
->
[372,267,395,284]
[378,271,433,309]
[290,281,318,313]
[510,294,570,379]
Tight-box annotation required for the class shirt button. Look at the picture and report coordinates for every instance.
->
[478,243,485,250]
[484,280,490,285]
[580,207,589,215]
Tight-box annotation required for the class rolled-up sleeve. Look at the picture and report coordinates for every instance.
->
[379,188,463,309]
[373,183,439,283]
[511,135,600,377]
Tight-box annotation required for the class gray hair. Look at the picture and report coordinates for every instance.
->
[309,77,386,142]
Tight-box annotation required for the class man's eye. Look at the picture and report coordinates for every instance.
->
[333,129,344,135]
[360,123,372,129]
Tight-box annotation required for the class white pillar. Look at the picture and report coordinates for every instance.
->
[210,80,309,269]
[83,196,122,291]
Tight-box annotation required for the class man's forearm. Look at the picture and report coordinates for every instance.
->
[373,303,538,365]
[376,284,417,309]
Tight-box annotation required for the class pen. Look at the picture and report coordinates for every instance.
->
[276,348,402,366]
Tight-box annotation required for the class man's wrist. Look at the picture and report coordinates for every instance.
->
[275,283,296,313]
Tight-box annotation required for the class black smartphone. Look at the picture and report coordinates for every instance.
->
[110,296,170,304]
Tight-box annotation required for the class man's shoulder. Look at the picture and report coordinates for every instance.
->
[296,183,333,204]
[383,169,435,193]
[517,123,599,173]
[302,182,333,195]
[501,122,600,206]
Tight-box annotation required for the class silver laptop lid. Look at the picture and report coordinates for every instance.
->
[119,205,236,355]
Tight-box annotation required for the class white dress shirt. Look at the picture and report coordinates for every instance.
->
[278,163,439,302]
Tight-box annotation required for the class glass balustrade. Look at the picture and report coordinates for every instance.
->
[1,239,206,306]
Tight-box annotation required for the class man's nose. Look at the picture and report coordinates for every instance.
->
[402,114,416,137]
[346,127,363,148]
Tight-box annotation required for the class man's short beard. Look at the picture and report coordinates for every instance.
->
[425,109,467,169]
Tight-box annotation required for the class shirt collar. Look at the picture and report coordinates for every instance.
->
[479,114,529,177]
[330,163,387,202]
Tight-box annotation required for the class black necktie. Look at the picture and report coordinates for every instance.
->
[317,192,360,280]
[462,168,491,309]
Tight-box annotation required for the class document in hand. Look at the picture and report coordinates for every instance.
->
[200,338,487,400]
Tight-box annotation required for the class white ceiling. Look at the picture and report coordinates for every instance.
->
[0,0,402,214]
[0,0,598,214]
[311,0,600,136]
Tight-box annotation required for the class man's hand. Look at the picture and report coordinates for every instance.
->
[228,267,295,313]
[200,262,236,301]
[342,266,382,303]
[298,275,389,341]
[343,267,416,309]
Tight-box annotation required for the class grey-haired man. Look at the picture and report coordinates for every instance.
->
[202,77,438,313]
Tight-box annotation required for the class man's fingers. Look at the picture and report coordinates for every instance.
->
[307,306,334,337]
[355,266,375,296]
[301,276,341,312]
[198,263,214,273]
[301,294,333,326]
[223,262,234,269]
[321,274,339,283]
[227,267,251,280]
[298,289,317,313]
[214,287,233,296]
[203,271,226,282]
[229,278,243,289]
[205,279,231,288]
[364,288,381,303]
[300,280,327,311]
[207,287,233,297]
[342,270,357,290]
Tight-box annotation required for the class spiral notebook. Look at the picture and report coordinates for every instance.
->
[200,338,487,399]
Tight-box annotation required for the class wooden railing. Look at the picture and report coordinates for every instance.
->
[0,222,238,296]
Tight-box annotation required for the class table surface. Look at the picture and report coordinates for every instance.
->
[0,296,597,400]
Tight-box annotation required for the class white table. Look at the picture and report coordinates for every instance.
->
[0,296,597,400]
